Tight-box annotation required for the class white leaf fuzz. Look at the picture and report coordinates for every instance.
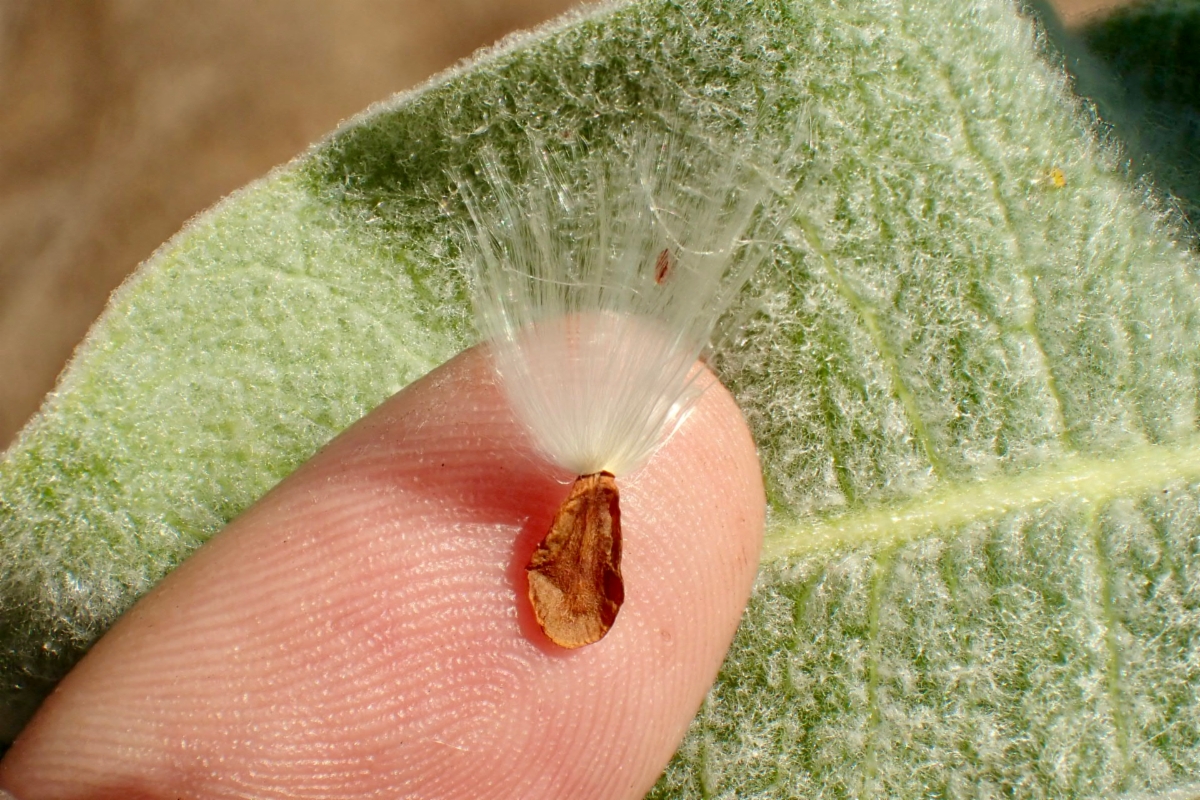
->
[460,128,783,477]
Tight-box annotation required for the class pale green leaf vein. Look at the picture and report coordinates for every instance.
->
[762,435,1200,560]
[793,212,948,477]
[1089,503,1133,790]
[859,545,895,795]
[912,28,1075,451]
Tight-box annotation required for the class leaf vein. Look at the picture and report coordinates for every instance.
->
[859,546,895,795]
[763,436,1200,559]
[792,212,947,479]
[1089,503,1133,789]
[901,2,1076,453]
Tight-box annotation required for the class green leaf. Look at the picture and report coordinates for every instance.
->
[3,0,1200,795]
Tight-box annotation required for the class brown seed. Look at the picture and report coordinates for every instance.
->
[654,248,673,284]
[526,471,624,648]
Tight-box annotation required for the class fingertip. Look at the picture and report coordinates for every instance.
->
[0,348,764,799]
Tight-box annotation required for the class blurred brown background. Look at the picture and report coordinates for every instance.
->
[0,0,1129,449]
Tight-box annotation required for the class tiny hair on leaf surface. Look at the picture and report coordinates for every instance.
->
[3,0,1200,796]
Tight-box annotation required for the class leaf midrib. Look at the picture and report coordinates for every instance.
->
[763,434,1200,559]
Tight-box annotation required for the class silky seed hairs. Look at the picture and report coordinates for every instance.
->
[458,122,784,648]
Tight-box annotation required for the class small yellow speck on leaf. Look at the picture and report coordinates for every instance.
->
[1050,167,1067,188]
[526,471,624,648]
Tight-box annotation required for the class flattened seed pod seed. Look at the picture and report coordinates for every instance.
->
[526,472,623,649]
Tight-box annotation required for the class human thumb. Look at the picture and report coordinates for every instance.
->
[0,344,764,799]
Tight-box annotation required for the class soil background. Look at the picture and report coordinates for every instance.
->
[0,0,1128,448]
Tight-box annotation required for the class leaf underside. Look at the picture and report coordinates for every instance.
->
[3,0,1200,795]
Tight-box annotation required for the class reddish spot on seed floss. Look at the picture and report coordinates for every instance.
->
[654,248,673,284]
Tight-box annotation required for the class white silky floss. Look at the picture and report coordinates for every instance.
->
[459,128,784,479]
